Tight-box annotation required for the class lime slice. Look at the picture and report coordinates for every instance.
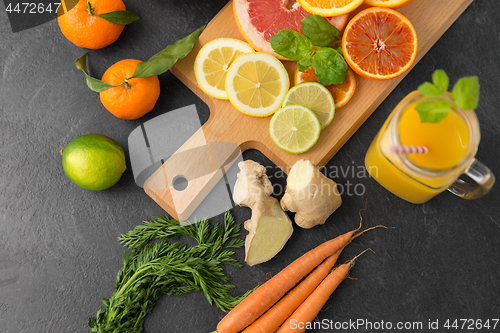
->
[194,38,254,100]
[270,104,321,154]
[282,82,335,129]
[225,52,289,117]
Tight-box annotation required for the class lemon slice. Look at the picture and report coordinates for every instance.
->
[270,104,321,154]
[194,38,255,100]
[282,82,335,129]
[225,52,289,117]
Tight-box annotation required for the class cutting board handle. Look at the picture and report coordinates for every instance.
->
[143,118,242,221]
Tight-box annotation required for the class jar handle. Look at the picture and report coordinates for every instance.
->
[447,159,495,199]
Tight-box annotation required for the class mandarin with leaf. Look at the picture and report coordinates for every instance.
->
[99,59,161,120]
[58,0,137,49]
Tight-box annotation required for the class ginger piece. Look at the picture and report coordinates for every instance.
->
[281,159,341,229]
[233,160,293,266]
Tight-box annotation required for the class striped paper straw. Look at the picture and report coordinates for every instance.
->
[390,145,429,154]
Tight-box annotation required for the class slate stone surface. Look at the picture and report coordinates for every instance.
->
[0,1,499,333]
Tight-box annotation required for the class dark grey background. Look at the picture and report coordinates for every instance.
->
[1,1,499,332]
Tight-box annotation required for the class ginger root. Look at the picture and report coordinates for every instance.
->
[281,159,341,229]
[233,160,293,266]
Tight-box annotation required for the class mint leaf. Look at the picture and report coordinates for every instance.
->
[452,76,480,110]
[415,100,451,123]
[297,56,313,72]
[312,47,347,85]
[418,82,443,97]
[97,10,139,25]
[132,26,205,79]
[301,15,340,48]
[432,69,449,92]
[270,29,312,61]
[415,70,480,124]
[75,53,117,93]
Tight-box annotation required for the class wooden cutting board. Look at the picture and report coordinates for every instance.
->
[144,0,473,220]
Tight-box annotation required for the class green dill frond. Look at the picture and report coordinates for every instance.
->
[89,209,248,332]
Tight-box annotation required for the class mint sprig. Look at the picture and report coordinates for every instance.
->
[416,69,480,123]
[300,14,340,48]
[270,15,348,86]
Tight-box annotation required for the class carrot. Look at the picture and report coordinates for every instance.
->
[277,250,369,333]
[242,247,344,333]
[216,227,360,333]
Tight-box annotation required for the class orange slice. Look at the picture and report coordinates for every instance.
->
[295,67,356,108]
[342,7,418,80]
[233,0,349,60]
[364,0,414,9]
[296,0,364,16]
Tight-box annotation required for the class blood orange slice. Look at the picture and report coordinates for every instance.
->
[342,7,418,80]
[234,0,349,60]
[295,67,356,108]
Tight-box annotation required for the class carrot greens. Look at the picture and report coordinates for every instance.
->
[88,210,250,333]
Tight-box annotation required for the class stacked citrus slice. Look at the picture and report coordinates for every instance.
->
[295,67,356,109]
[270,104,322,154]
[282,82,335,129]
[194,38,255,99]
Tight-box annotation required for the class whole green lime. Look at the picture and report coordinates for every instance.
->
[61,134,126,191]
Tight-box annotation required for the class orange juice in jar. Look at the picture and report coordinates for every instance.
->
[365,91,494,204]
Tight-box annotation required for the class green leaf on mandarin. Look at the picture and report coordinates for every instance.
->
[75,53,117,93]
[131,25,205,79]
[97,10,139,25]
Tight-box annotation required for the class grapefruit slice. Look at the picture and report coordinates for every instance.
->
[342,7,418,80]
[234,0,349,60]
[295,67,356,108]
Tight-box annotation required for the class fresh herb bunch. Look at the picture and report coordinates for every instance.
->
[88,210,251,333]
[269,15,348,86]
[416,69,480,123]
[76,26,205,92]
